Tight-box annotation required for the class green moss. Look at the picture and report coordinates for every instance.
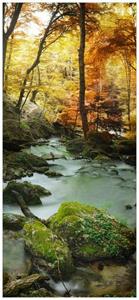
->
[49,202,135,261]
[79,245,98,256]
[51,202,96,224]
[23,220,74,278]
[20,121,30,131]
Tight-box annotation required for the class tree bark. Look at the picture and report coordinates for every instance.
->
[3,3,23,72]
[3,274,47,297]
[79,3,89,138]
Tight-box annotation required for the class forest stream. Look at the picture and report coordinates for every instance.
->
[3,137,136,297]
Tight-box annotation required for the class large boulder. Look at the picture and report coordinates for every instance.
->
[14,152,49,169]
[3,181,51,205]
[49,202,135,262]
[3,229,32,282]
[66,137,85,154]
[3,213,27,231]
[23,220,74,279]
[3,151,49,181]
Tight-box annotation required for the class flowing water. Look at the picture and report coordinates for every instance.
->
[3,137,136,296]
[4,137,136,228]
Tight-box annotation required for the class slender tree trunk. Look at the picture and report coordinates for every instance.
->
[79,3,88,138]
[20,70,34,112]
[16,7,59,111]
[17,74,28,110]
[3,3,23,73]
[124,51,131,131]
[37,65,41,85]
[73,108,79,131]
[3,3,7,74]
[4,34,14,92]
[30,90,38,103]
[3,37,7,82]
[127,66,131,131]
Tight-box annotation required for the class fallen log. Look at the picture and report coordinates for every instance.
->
[11,190,39,219]
[11,190,49,227]
[42,153,66,160]
[3,274,48,296]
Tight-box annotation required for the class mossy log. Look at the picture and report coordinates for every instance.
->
[11,190,48,227]
[3,274,48,297]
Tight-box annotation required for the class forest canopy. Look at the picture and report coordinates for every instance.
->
[3,2,136,137]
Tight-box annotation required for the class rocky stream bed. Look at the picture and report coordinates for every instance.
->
[3,137,136,297]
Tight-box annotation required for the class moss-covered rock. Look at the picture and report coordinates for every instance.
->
[66,137,85,154]
[45,171,63,177]
[23,220,74,279]
[15,152,49,169]
[93,154,111,162]
[66,132,114,159]
[3,213,27,231]
[30,166,49,173]
[49,202,135,262]
[3,151,49,181]
[3,181,51,205]
[3,95,55,151]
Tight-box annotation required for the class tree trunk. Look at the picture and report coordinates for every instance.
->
[3,37,7,81]
[30,90,38,103]
[124,51,131,131]
[127,65,131,131]
[79,3,89,138]
[4,34,14,92]
[3,3,23,73]
[16,7,59,111]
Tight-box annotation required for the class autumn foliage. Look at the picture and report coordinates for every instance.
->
[3,3,136,136]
